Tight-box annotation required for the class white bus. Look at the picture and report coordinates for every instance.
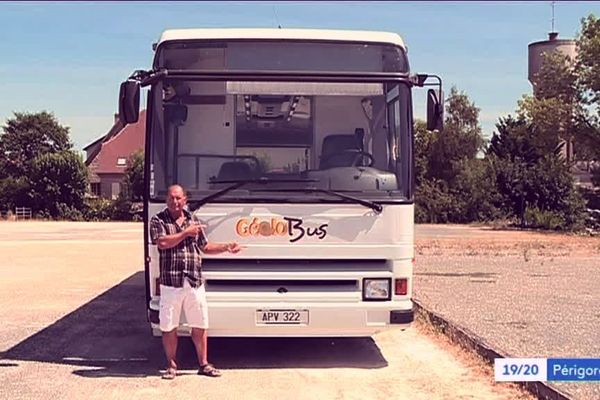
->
[118,28,443,337]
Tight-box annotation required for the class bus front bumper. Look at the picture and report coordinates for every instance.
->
[148,300,414,337]
[390,308,414,324]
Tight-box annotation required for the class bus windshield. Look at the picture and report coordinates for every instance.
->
[145,38,415,204]
[148,77,412,204]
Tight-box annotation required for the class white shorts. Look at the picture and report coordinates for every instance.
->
[159,279,209,332]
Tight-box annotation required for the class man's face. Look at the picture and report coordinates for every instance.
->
[166,186,186,215]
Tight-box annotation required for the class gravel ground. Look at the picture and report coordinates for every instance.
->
[0,221,533,400]
[414,225,600,400]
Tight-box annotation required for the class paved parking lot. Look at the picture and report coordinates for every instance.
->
[414,224,600,400]
[0,221,530,400]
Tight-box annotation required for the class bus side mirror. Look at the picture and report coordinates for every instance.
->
[119,80,141,124]
[427,89,444,131]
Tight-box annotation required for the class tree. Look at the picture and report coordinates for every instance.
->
[29,150,88,219]
[571,14,600,161]
[121,150,144,201]
[0,176,29,212]
[451,158,503,222]
[427,87,484,183]
[527,47,598,165]
[0,111,71,178]
[488,115,554,164]
[414,178,456,223]
[491,15,600,228]
[414,87,491,222]
[413,120,436,187]
[0,111,75,213]
[520,16,600,166]
[487,115,585,229]
[533,50,579,102]
[110,150,145,221]
[575,14,600,162]
[577,14,600,106]
[516,95,571,154]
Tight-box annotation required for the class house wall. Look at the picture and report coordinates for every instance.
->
[87,157,101,184]
[98,174,124,199]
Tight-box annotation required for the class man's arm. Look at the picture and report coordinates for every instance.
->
[157,225,200,250]
[201,242,242,254]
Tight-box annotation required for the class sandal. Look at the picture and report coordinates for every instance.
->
[198,363,221,377]
[162,366,177,380]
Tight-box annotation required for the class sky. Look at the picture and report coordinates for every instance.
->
[1,1,599,154]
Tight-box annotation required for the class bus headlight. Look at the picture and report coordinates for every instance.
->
[363,278,391,301]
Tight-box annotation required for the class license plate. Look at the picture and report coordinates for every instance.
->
[256,309,309,325]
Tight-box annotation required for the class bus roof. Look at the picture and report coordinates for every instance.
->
[157,28,406,50]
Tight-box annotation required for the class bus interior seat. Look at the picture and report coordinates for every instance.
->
[319,134,362,169]
[216,161,255,181]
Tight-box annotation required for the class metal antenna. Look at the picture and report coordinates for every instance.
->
[272,5,282,29]
[551,0,556,32]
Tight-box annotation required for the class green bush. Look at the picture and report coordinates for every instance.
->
[82,197,143,222]
[29,150,88,218]
[34,209,50,220]
[523,207,564,230]
[415,159,506,224]
[83,198,115,221]
[591,165,600,188]
[0,177,31,211]
[55,203,84,221]
[579,187,600,232]
[111,196,135,221]
[415,179,460,223]
[580,187,600,210]
[451,158,505,222]
[121,150,144,201]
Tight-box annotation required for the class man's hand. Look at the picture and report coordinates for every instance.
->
[201,241,244,254]
[184,224,206,238]
[226,242,243,253]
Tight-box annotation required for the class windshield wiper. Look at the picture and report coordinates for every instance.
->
[266,188,383,214]
[190,178,319,209]
[191,178,382,213]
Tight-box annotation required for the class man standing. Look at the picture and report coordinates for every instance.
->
[150,184,241,379]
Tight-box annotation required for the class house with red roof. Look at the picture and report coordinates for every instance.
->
[84,111,145,199]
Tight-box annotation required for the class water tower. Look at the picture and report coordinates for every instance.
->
[527,3,578,162]
[528,31,577,93]
[528,2,577,92]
